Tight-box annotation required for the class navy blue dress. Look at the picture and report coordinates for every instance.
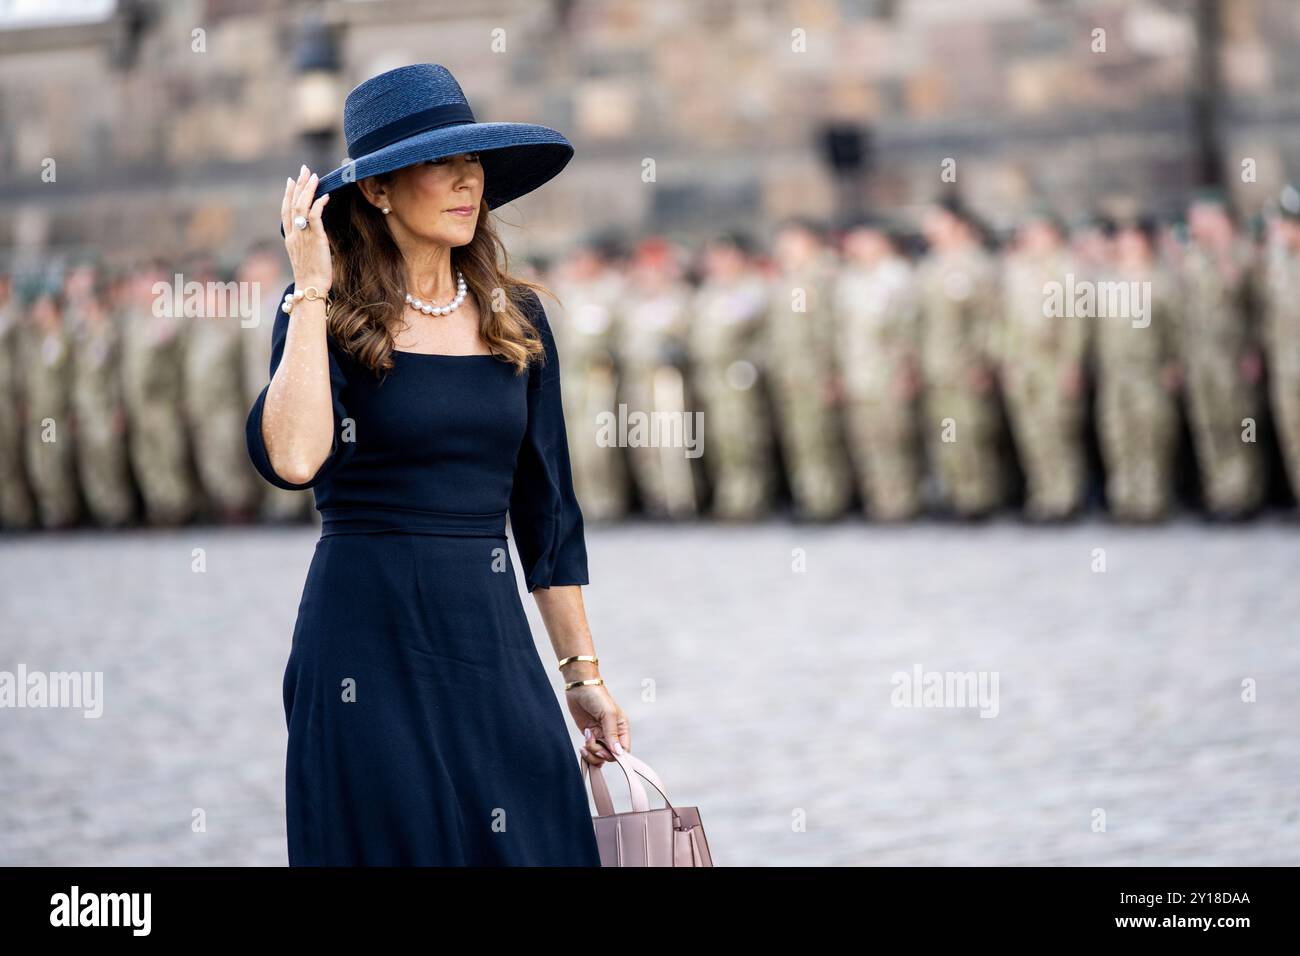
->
[245,282,601,866]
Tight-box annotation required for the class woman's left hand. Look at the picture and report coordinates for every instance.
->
[566,685,630,766]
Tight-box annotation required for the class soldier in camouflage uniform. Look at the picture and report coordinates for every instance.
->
[1263,185,1300,510]
[999,210,1088,520]
[1095,216,1181,521]
[237,241,310,522]
[764,218,852,520]
[1179,193,1265,518]
[831,217,923,521]
[689,232,774,520]
[21,285,81,528]
[614,238,699,519]
[183,255,258,522]
[67,262,135,527]
[0,272,37,530]
[546,238,632,521]
[1069,212,1118,286]
[916,198,1003,517]
[122,260,197,525]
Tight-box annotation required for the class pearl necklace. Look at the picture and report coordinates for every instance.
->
[406,271,468,316]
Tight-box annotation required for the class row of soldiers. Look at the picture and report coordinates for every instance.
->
[547,189,1300,524]
[2,188,1299,531]
[0,240,310,530]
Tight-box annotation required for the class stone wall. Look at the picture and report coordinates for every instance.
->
[2,0,1298,265]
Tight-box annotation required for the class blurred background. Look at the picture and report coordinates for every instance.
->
[1,0,1298,867]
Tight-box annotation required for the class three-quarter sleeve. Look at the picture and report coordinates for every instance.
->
[245,281,357,491]
[509,293,590,592]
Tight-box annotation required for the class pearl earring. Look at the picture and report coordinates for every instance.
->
[381,206,391,215]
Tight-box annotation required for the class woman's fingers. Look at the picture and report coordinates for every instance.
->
[284,165,329,241]
[600,715,626,755]
[618,712,631,753]
[291,164,311,212]
[294,169,318,217]
[309,192,330,232]
[302,171,318,213]
[280,176,295,236]
[289,166,304,214]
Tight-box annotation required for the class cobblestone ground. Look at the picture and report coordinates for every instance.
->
[2,517,1297,866]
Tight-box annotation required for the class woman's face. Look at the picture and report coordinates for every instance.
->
[378,152,484,247]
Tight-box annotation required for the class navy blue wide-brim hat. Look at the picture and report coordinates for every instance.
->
[279,63,574,237]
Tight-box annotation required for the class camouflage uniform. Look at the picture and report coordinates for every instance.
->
[1179,240,1265,516]
[184,284,259,518]
[765,251,852,519]
[70,300,135,526]
[1263,240,1300,504]
[122,298,197,525]
[22,319,81,527]
[917,245,1003,516]
[547,272,631,521]
[832,254,923,520]
[0,297,36,528]
[689,270,774,520]
[999,248,1088,519]
[615,283,699,518]
[1095,266,1180,520]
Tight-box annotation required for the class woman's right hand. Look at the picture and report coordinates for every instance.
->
[281,165,333,292]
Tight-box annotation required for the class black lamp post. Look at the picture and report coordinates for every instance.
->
[820,121,871,228]
[1190,0,1224,189]
[292,15,343,175]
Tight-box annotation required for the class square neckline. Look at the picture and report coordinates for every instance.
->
[391,349,497,358]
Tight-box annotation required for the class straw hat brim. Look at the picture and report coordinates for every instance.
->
[279,121,573,237]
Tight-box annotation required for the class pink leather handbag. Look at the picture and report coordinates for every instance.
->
[580,740,714,867]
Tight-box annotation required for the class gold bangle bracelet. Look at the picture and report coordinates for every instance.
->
[282,286,331,314]
[557,654,598,669]
[564,678,604,690]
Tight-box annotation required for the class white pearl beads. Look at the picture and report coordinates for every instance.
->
[405,271,467,316]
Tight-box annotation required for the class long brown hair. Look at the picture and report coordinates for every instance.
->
[320,174,556,379]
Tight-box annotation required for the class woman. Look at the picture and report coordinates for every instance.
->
[245,63,629,866]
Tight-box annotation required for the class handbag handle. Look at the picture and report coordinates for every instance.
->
[581,737,678,817]
[582,750,647,815]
